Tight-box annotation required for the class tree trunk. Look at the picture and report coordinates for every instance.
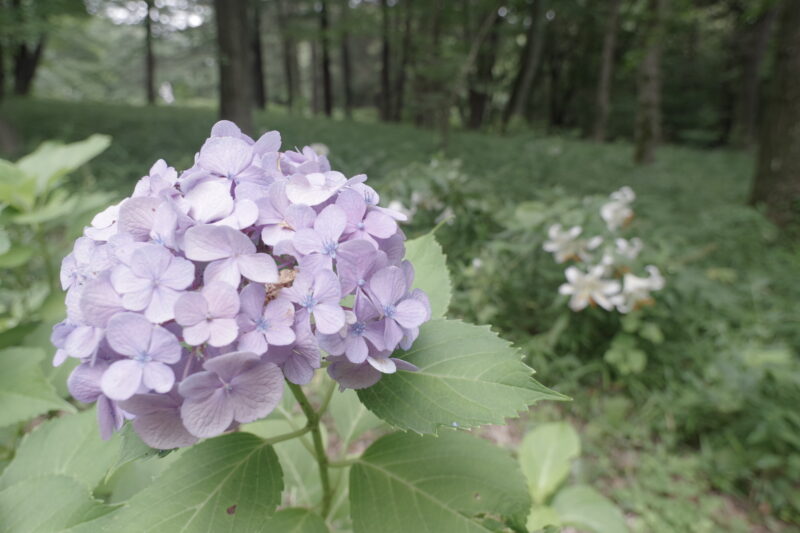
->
[466,9,502,130]
[320,0,333,116]
[734,6,778,148]
[391,0,414,121]
[12,36,44,96]
[501,0,546,131]
[0,39,5,102]
[751,0,800,226]
[592,0,621,141]
[144,0,156,105]
[340,0,353,118]
[633,0,667,165]
[311,41,320,115]
[252,0,267,110]
[214,0,254,134]
[379,0,392,121]
[278,0,298,111]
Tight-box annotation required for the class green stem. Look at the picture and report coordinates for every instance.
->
[328,457,359,468]
[288,382,332,519]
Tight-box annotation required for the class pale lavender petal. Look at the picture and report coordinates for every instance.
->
[118,197,160,241]
[293,229,324,255]
[97,395,124,440]
[208,318,239,347]
[203,258,242,287]
[203,351,260,382]
[383,318,404,351]
[198,137,254,177]
[184,180,234,223]
[369,266,407,307]
[142,362,175,393]
[393,298,428,329]
[174,292,208,326]
[106,313,152,356]
[229,361,283,423]
[65,326,103,359]
[67,362,106,403]
[237,253,278,283]
[336,188,367,230]
[178,371,221,400]
[110,265,150,294]
[367,355,397,374]
[145,286,182,323]
[238,283,265,320]
[313,303,345,334]
[344,335,369,364]
[364,210,397,238]
[314,204,347,242]
[121,286,153,312]
[159,256,194,289]
[180,389,235,438]
[327,357,381,390]
[147,325,181,363]
[184,224,239,261]
[203,281,240,317]
[80,276,124,327]
[253,130,281,154]
[210,120,242,138]
[183,321,210,345]
[101,359,144,401]
[313,269,342,305]
[238,329,269,355]
[265,325,295,346]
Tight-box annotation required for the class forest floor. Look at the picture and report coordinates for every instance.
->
[1,99,796,533]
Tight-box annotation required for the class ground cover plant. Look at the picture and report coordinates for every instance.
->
[0,100,798,532]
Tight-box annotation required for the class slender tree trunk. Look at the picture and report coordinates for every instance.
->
[501,0,546,131]
[311,41,320,115]
[734,6,778,148]
[0,39,5,102]
[12,36,44,96]
[252,0,267,110]
[278,0,298,111]
[340,0,353,118]
[633,0,667,165]
[751,0,800,226]
[144,0,156,105]
[592,0,621,141]
[379,0,392,121]
[214,0,254,134]
[320,0,333,116]
[391,0,414,121]
[467,9,502,130]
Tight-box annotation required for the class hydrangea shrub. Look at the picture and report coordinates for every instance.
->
[41,122,561,532]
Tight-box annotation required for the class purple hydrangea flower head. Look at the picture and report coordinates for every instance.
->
[54,120,433,444]
[174,281,240,347]
[179,351,283,438]
[101,312,181,401]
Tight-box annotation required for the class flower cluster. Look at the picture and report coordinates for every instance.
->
[544,187,664,313]
[53,121,430,448]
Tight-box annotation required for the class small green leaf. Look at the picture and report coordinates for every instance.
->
[0,347,75,427]
[527,505,562,531]
[350,431,530,533]
[0,245,34,268]
[262,508,329,532]
[105,424,159,481]
[552,485,628,533]
[404,232,452,318]
[329,388,384,450]
[519,422,581,504]
[79,432,283,533]
[358,319,566,434]
[16,134,111,194]
[0,409,120,491]
[0,475,113,533]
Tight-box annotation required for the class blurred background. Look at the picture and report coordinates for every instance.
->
[0,0,799,532]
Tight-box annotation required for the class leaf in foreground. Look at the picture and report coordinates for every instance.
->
[519,422,581,504]
[358,319,567,433]
[350,430,530,533]
[76,432,283,533]
[552,485,629,533]
[404,232,452,318]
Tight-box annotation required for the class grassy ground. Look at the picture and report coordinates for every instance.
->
[1,98,796,532]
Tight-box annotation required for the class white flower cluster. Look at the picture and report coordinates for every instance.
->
[544,187,664,313]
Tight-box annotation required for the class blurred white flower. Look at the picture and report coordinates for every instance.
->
[601,186,635,231]
[387,199,413,219]
[615,237,643,260]
[309,143,330,157]
[613,265,665,313]
[435,206,455,225]
[543,224,603,263]
[559,265,621,312]
[472,257,483,270]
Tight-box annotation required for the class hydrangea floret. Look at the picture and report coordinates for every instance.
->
[53,121,431,448]
[546,186,664,313]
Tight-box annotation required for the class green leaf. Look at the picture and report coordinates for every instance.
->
[104,424,159,481]
[552,485,628,533]
[0,409,120,491]
[0,475,113,533]
[329,388,384,450]
[80,432,283,533]
[350,430,531,533]
[0,160,36,211]
[358,319,566,434]
[262,508,329,533]
[0,245,34,268]
[519,422,581,504]
[0,228,9,255]
[16,135,111,194]
[0,347,75,427]
[404,231,452,318]
[526,505,562,531]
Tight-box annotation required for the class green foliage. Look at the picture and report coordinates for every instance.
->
[349,430,530,533]
[404,231,452,318]
[80,433,284,533]
[358,319,566,434]
[0,347,74,427]
[520,422,628,533]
